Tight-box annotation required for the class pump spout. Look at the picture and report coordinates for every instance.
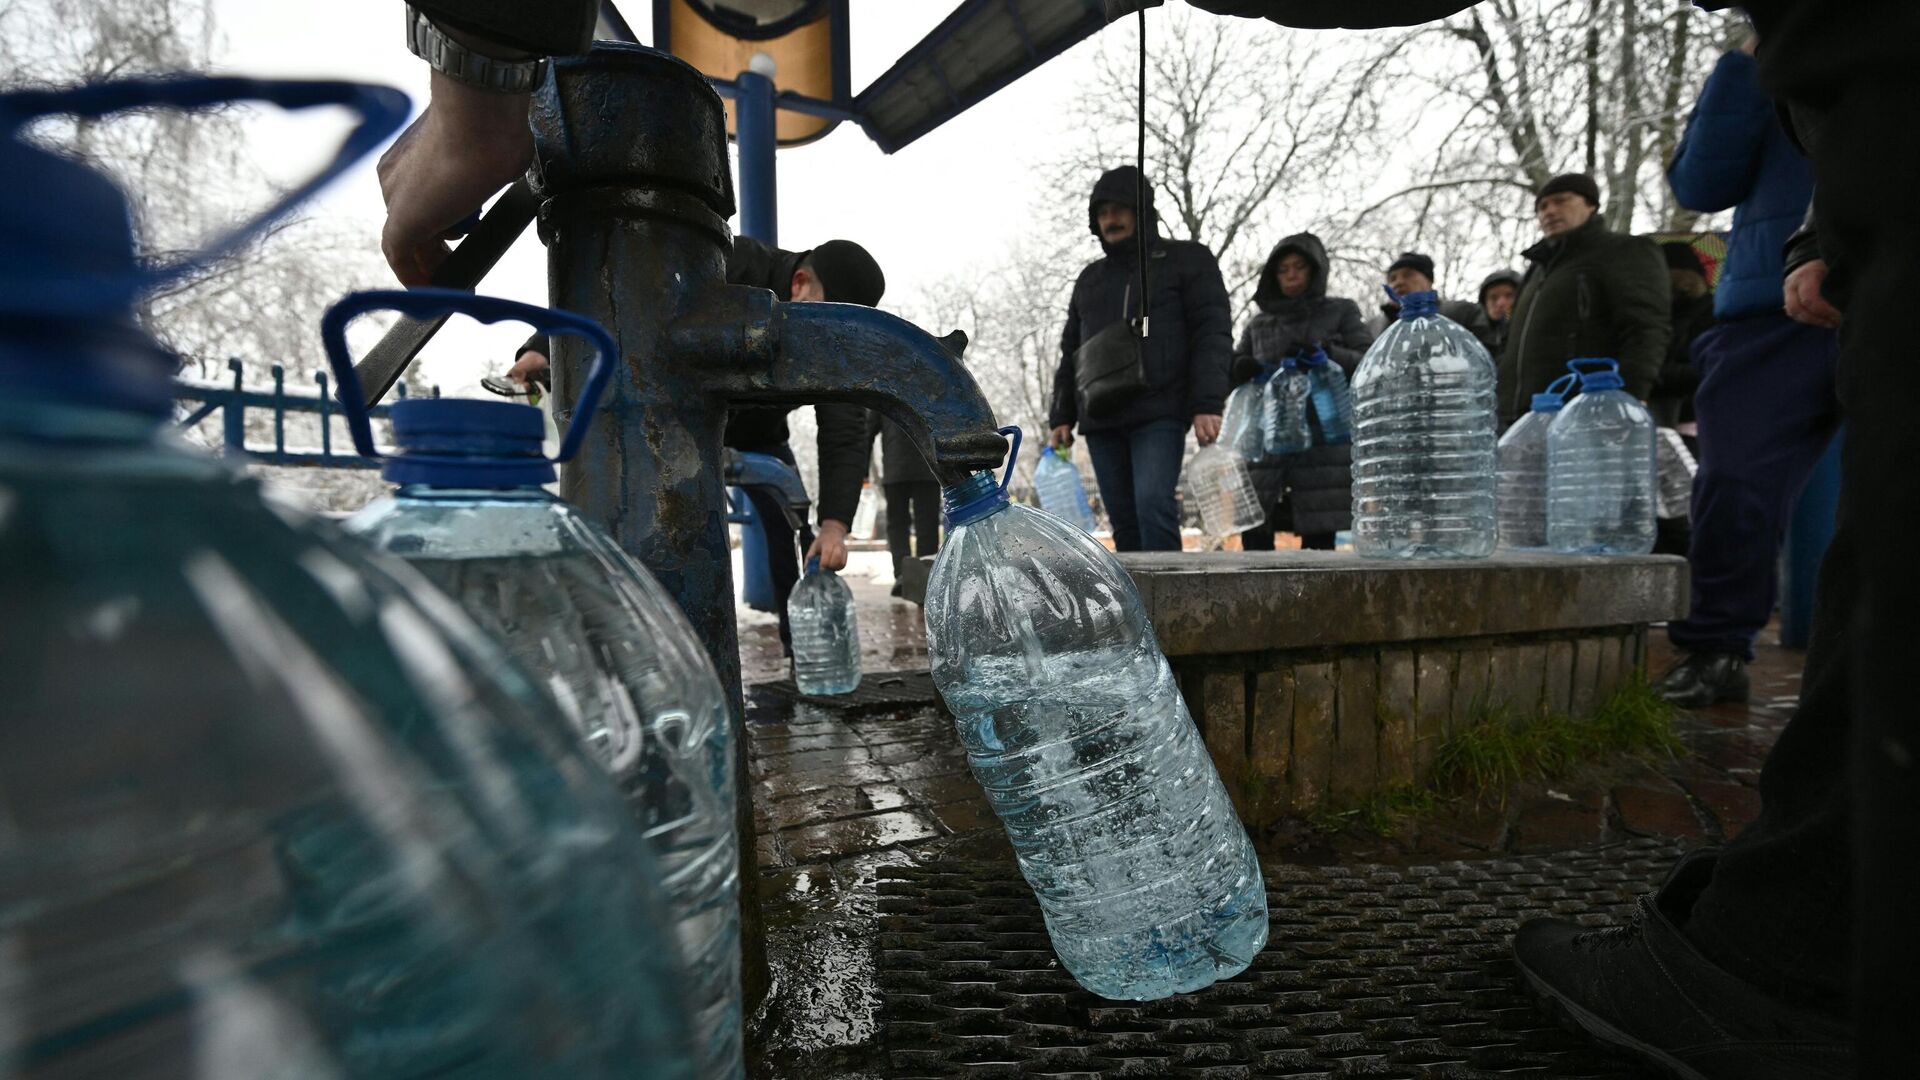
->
[679,291,1009,486]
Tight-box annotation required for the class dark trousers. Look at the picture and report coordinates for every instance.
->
[1676,68,1920,1071]
[883,481,941,577]
[740,443,803,652]
[1667,315,1840,659]
[1083,418,1187,552]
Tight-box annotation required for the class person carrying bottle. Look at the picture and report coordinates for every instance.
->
[867,408,941,598]
[1230,232,1373,551]
[1497,173,1672,428]
[1364,251,1481,336]
[1656,40,1836,713]
[1048,164,1233,552]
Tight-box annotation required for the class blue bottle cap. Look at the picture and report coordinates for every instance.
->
[1567,358,1624,392]
[383,398,554,488]
[1395,289,1440,320]
[944,425,1022,527]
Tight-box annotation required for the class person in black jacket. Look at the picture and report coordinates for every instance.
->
[1047,165,1233,551]
[867,411,940,598]
[1230,233,1373,551]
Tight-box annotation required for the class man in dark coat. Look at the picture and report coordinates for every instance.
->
[1466,269,1522,357]
[1048,165,1233,551]
[1365,251,1480,336]
[866,410,940,597]
[1498,173,1672,428]
[1230,233,1373,550]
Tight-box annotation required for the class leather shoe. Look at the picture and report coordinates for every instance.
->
[1658,652,1749,708]
[1512,851,1850,1080]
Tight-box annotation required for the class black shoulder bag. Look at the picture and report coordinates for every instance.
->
[1073,5,1154,423]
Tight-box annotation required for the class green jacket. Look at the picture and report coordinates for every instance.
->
[1498,214,1671,427]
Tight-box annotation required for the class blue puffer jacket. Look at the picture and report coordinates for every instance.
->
[1666,50,1813,320]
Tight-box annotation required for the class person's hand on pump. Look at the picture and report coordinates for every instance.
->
[506,348,549,387]
[1192,414,1222,446]
[1785,260,1843,329]
[807,519,851,572]
[1050,425,1075,450]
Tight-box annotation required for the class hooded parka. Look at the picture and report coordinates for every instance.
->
[1466,269,1524,357]
[1049,166,1234,435]
[1230,233,1374,537]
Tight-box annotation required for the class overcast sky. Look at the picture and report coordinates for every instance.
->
[209,1,1112,395]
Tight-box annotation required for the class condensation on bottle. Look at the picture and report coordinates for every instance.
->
[1496,374,1576,551]
[1548,359,1657,555]
[1350,290,1497,559]
[1262,360,1313,456]
[1305,353,1354,446]
[789,558,862,695]
[926,457,1269,1001]
[1034,445,1098,532]
[1221,382,1266,461]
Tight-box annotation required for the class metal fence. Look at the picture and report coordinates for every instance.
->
[173,358,435,469]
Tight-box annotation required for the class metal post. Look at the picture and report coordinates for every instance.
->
[223,358,245,454]
[734,61,778,244]
[1781,429,1842,649]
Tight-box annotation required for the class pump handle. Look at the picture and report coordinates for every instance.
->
[320,288,618,465]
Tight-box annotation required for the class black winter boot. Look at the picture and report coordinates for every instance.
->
[1658,652,1749,707]
[1512,851,1850,1080]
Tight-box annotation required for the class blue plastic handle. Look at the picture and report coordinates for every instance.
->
[1566,358,1619,377]
[996,425,1022,495]
[0,76,409,294]
[321,288,619,465]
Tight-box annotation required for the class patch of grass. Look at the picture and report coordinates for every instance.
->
[1429,677,1684,804]
[1310,785,1436,838]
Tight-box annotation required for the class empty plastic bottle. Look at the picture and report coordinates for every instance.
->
[926,428,1269,1001]
[337,292,742,1080]
[1302,349,1354,446]
[1548,358,1657,555]
[1496,373,1577,550]
[1655,427,1698,522]
[1183,442,1266,541]
[1350,289,1498,559]
[1034,443,1098,532]
[789,556,862,695]
[1220,381,1266,461]
[0,79,694,1080]
[1262,357,1313,455]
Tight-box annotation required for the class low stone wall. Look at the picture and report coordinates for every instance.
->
[1118,551,1687,825]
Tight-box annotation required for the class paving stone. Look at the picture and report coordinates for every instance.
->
[753,731,867,756]
[1379,650,1417,789]
[1611,784,1703,839]
[1291,661,1337,813]
[930,799,998,835]
[782,809,941,863]
[900,772,983,807]
[1332,655,1380,803]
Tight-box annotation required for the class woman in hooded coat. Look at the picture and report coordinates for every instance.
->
[1231,233,1374,550]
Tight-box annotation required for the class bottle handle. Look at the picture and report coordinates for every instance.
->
[320,288,618,465]
[1565,358,1619,378]
[0,77,409,295]
[996,425,1022,496]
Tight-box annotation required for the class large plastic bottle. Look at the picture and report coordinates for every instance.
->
[1183,442,1265,541]
[1496,373,1577,551]
[336,291,742,1080]
[1548,358,1657,555]
[1262,357,1313,455]
[1220,381,1266,461]
[0,78,694,1080]
[1034,444,1097,532]
[1302,348,1354,446]
[925,428,1268,1000]
[1350,289,1498,559]
[789,556,863,695]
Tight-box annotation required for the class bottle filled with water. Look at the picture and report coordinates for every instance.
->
[926,429,1268,1000]
[1184,442,1265,542]
[337,292,742,1079]
[1302,348,1354,446]
[1350,289,1498,559]
[1262,357,1313,456]
[789,556,863,695]
[1035,444,1098,532]
[1548,358,1657,555]
[0,80,695,1079]
[1221,381,1267,461]
[1496,373,1576,550]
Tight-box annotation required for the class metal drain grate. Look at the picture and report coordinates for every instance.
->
[877,838,1688,1078]
[751,669,943,714]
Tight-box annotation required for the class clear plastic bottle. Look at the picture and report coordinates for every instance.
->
[1350,290,1498,559]
[1655,427,1698,522]
[1034,444,1098,532]
[926,435,1269,1000]
[1304,351,1354,446]
[1183,442,1266,541]
[1220,382,1267,461]
[789,557,862,695]
[1262,358,1313,456]
[1548,359,1658,555]
[1496,373,1576,551]
[346,386,742,1079]
[0,102,694,1077]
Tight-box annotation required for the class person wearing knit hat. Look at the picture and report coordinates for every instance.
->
[1535,172,1603,211]
[1367,250,1479,335]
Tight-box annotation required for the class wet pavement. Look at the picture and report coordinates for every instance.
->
[737,554,1806,1078]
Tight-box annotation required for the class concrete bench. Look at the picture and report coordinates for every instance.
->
[905,550,1686,826]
